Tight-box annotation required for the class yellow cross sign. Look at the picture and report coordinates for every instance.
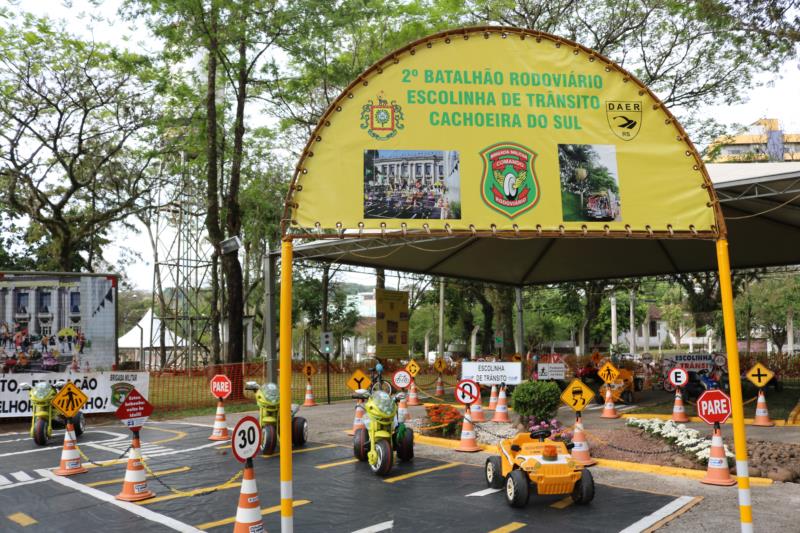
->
[598,361,620,383]
[303,362,316,378]
[346,369,372,392]
[433,358,446,373]
[560,379,595,412]
[746,362,774,388]
[51,381,88,418]
[405,359,420,377]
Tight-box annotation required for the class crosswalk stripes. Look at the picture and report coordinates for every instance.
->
[0,470,47,490]
[98,440,174,456]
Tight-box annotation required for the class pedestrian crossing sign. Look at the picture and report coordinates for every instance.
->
[598,361,620,384]
[52,381,88,418]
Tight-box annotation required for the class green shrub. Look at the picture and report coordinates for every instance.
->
[510,380,561,423]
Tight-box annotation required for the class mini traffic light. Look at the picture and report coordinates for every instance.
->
[321,331,333,353]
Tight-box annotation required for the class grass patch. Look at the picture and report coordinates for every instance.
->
[150,401,259,421]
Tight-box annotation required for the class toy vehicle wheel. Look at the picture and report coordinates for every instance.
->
[622,390,633,404]
[571,468,595,505]
[505,469,529,508]
[73,412,85,437]
[353,428,369,461]
[33,418,48,446]
[370,439,393,476]
[291,416,308,448]
[396,427,414,462]
[485,456,503,488]
[262,424,277,455]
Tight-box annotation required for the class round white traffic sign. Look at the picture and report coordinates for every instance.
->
[668,367,689,388]
[392,370,412,390]
[231,416,261,463]
[455,379,480,405]
[714,354,727,367]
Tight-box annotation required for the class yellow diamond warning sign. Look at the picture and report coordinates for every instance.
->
[405,359,420,377]
[560,379,595,412]
[433,358,446,373]
[51,381,88,418]
[598,361,620,383]
[347,369,372,392]
[746,362,774,389]
[303,362,317,378]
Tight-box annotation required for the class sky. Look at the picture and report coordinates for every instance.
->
[12,0,800,290]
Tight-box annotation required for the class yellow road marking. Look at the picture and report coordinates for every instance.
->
[87,466,191,487]
[261,444,338,458]
[8,513,37,526]
[195,499,310,530]
[383,462,461,483]
[315,458,358,470]
[147,426,188,445]
[550,496,573,509]
[488,522,526,533]
[138,482,241,505]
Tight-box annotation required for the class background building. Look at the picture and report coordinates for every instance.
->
[706,118,800,162]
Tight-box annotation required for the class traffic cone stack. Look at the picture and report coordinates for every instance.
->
[488,385,498,410]
[347,399,366,436]
[435,376,445,397]
[116,432,155,501]
[752,390,775,427]
[700,427,736,486]
[303,379,317,407]
[455,406,481,452]
[570,418,596,466]
[233,460,264,533]
[671,389,690,423]
[599,388,620,419]
[471,388,486,422]
[490,386,510,423]
[407,379,420,406]
[54,422,87,476]
[208,400,230,441]
[398,393,409,423]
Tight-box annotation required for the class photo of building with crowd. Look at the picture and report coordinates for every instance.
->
[363,150,461,219]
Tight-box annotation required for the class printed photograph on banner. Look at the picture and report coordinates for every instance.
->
[363,149,461,220]
[558,144,621,222]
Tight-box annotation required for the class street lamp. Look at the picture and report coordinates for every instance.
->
[220,236,242,255]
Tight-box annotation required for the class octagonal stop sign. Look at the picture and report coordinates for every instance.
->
[210,374,233,400]
[696,389,732,425]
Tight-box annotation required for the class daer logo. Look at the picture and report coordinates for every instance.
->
[480,142,540,219]
[606,101,642,141]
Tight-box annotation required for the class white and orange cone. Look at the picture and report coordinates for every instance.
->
[398,393,409,423]
[116,432,155,501]
[471,387,486,422]
[490,386,510,423]
[435,376,445,397]
[347,399,366,436]
[701,427,736,486]
[407,379,420,406]
[455,406,481,453]
[570,419,596,466]
[303,379,317,407]
[208,399,230,441]
[233,459,264,533]
[671,389,690,423]
[488,384,498,410]
[752,390,775,427]
[54,421,87,476]
[599,388,620,419]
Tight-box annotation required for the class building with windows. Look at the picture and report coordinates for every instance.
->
[706,119,800,162]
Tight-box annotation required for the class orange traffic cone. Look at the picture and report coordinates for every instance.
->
[671,389,690,423]
[54,421,87,476]
[209,399,230,441]
[701,427,736,486]
[456,406,481,452]
[407,379,420,406]
[398,393,409,422]
[752,390,775,427]
[116,432,155,501]
[471,387,486,422]
[490,386,510,423]
[347,399,366,436]
[303,379,317,407]
[233,460,263,533]
[570,418,596,466]
[488,385,498,410]
[600,388,620,419]
[435,376,445,397]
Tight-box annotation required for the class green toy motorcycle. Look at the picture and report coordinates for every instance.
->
[352,388,414,476]
[20,380,85,446]
[245,382,308,455]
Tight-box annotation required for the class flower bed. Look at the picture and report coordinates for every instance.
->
[422,404,463,438]
[626,417,734,466]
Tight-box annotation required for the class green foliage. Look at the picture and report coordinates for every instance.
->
[511,380,561,422]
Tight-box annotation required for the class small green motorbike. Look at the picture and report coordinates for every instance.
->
[352,388,414,476]
[245,382,308,455]
[20,380,85,446]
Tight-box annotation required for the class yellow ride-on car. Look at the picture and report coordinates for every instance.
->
[485,429,595,507]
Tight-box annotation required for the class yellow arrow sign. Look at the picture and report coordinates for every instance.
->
[433,358,446,373]
[51,381,88,419]
[598,361,620,384]
[560,379,595,412]
[405,359,420,377]
[347,369,372,392]
[746,362,774,388]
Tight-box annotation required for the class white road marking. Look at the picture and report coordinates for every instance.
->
[11,471,33,481]
[466,488,502,497]
[618,495,696,533]
[0,445,62,457]
[0,478,47,491]
[36,469,204,532]
[351,520,394,533]
[0,474,10,485]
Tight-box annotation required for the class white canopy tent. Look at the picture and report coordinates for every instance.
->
[117,310,186,369]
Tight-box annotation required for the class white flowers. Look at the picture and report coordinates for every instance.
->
[626,417,734,464]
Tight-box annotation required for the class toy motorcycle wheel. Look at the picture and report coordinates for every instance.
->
[353,428,369,461]
[505,469,529,508]
[571,468,595,505]
[370,439,393,476]
[291,416,308,447]
[262,425,277,455]
[485,456,503,489]
[73,412,86,437]
[396,428,414,462]
[33,418,48,446]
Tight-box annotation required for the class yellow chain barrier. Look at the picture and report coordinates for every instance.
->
[140,456,243,496]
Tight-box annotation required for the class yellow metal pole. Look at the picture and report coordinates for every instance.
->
[279,239,294,532]
[716,238,753,533]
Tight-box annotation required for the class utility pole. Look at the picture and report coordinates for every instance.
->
[610,295,617,349]
[438,278,445,358]
[515,287,524,355]
[263,253,277,383]
[629,290,636,354]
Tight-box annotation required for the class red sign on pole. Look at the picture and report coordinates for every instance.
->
[696,389,732,425]
[115,388,153,431]
[210,374,233,400]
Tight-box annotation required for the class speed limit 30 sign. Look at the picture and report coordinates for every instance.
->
[232,415,262,463]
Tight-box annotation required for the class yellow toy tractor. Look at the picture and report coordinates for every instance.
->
[485,429,594,507]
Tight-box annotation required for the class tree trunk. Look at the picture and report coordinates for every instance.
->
[376,268,385,289]
[211,252,221,364]
[321,264,330,332]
